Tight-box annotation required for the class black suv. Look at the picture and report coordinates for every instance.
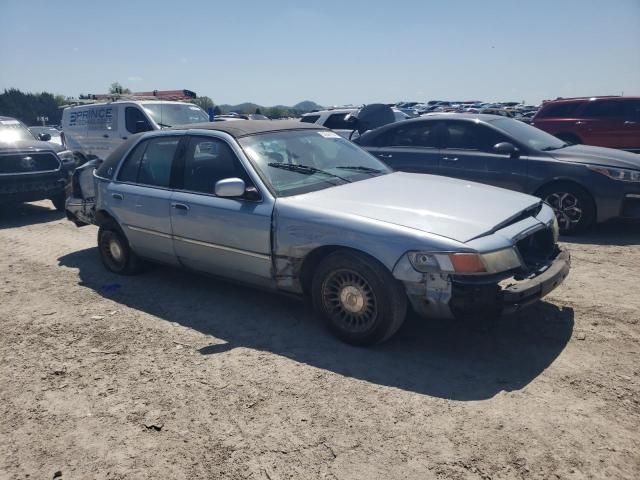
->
[0,116,74,210]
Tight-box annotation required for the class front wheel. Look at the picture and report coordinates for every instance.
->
[311,251,407,346]
[98,220,143,275]
[538,183,595,235]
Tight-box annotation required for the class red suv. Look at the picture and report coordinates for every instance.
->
[532,96,640,152]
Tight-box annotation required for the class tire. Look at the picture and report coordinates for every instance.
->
[311,250,407,346]
[50,191,66,211]
[97,219,143,275]
[538,182,595,235]
[556,133,582,145]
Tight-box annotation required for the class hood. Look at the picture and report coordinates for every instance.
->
[284,172,541,243]
[548,144,640,170]
[0,140,63,155]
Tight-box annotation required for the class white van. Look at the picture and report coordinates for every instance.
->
[61,100,209,161]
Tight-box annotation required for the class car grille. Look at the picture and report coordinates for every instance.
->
[516,227,556,271]
[0,152,60,174]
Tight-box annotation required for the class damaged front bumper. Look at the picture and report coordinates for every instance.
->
[396,247,571,319]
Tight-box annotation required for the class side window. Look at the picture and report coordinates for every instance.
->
[538,102,582,118]
[625,100,640,120]
[442,123,508,151]
[583,101,625,118]
[137,137,180,188]
[385,122,438,148]
[125,107,152,134]
[117,140,148,182]
[323,113,353,130]
[300,115,320,124]
[182,137,251,195]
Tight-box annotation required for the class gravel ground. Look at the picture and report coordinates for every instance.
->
[1,201,639,480]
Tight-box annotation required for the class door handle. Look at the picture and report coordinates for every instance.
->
[122,136,128,140]
[103,134,109,138]
[112,193,123,200]
[377,153,393,159]
[171,202,190,211]
[442,156,459,162]
[624,121,637,125]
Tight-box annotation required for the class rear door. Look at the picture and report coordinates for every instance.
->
[106,134,182,265]
[438,120,529,192]
[363,120,442,174]
[579,99,632,149]
[170,134,274,286]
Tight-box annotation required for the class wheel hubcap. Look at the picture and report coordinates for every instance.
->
[323,270,377,333]
[545,192,582,231]
[109,239,123,262]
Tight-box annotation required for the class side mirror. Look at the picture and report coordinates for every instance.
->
[39,133,52,141]
[135,120,150,133]
[493,142,519,158]
[215,177,246,197]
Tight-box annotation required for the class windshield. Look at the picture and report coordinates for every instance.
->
[142,103,209,127]
[0,119,36,143]
[239,130,392,197]
[490,118,567,151]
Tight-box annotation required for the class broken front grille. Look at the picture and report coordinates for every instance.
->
[516,227,556,271]
[0,152,60,174]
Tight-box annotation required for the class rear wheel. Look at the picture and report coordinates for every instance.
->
[311,251,407,346]
[98,220,143,275]
[538,183,595,235]
[50,191,66,211]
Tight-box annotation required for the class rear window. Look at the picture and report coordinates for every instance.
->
[538,102,582,118]
[300,115,320,124]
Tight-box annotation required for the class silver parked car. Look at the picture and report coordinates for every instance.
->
[66,121,570,345]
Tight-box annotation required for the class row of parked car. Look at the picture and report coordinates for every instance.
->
[0,94,638,345]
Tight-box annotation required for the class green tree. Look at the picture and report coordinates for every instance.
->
[213,105,222,116]
[191,96,215,111]
[109,82,131,94]
[0,89,64,125]
[255,107,262,115]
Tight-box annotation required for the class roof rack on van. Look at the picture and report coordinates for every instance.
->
[61,89,197,106]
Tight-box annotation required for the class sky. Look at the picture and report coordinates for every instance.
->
[1,0,639,106]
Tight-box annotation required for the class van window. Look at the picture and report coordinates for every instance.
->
[125,107,152,134]
[538,102,582,118]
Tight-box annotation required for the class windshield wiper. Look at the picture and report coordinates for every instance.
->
[267,162,351,183]
[336,165,383,175]
[156,122,172,128]
[542,143,571,151]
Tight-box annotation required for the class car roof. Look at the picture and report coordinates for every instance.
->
[416,113,506,122]
[0,115,19,121]
[542,96,640,104]
[170,120,326,138]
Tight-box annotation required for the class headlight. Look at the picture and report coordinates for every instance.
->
[589,166,640,183]
[407,248,521,274]
[57,150,76,167]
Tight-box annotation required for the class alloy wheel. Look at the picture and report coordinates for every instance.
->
[545,191,583,231]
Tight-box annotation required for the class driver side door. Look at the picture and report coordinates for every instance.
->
[438,121,529,192]
[170,135,274,287]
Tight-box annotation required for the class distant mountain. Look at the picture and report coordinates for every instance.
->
[218,100,323,114]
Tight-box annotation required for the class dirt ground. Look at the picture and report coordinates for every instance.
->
[0,201,638,480]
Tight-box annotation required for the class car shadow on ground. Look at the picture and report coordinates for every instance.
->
[59,247,574,401]
[0,202,64,229]
[561,221,640,246]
